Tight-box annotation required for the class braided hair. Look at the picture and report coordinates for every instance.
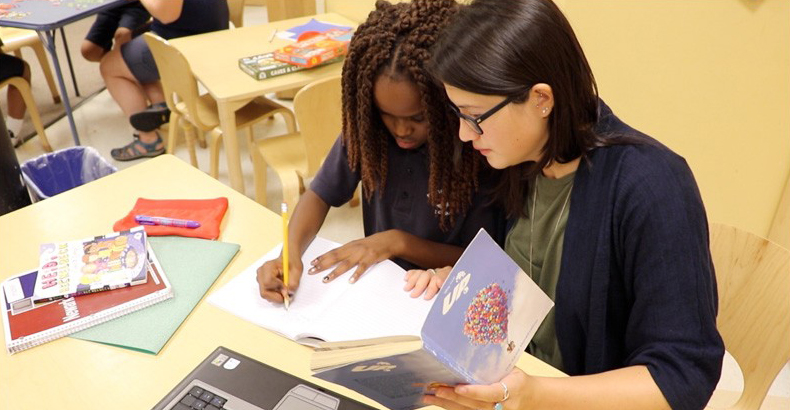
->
[341,0,480,230]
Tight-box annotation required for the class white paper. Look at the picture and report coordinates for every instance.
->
[207,237,432,345]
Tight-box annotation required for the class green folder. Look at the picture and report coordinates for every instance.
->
[69,236,240,354]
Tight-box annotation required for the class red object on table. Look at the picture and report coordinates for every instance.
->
[114,197,229,240]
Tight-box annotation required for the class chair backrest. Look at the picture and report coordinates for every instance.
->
[227,0,245,28]
[293,75,342,176]
[709,223,790,410]
[142,33,214,131]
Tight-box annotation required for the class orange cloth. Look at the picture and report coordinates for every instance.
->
[114,198,228,240]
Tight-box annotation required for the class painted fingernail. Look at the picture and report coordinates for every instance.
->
[322,275,331,283]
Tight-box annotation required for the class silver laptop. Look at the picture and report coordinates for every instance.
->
[153,346,377,410]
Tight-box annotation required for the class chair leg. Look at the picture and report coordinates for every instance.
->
[197,128,208,149]
[209,129,223,179]
[8,77,52,152]
[250,142,269,206]
[31,42,61,104]
[185,126,199,168]
[181,121,200,168]
[280,171,304,209]
[166,112,180,154]
[281,109,297,134]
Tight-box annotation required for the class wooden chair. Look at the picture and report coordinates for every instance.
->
[0,77,52,152]
[708,223,790,410]
[143,33,296,178]
[250,74,355,207]
[227,0,245,28]
[0,27,60,104]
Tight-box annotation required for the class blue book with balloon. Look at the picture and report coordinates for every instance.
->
[311,229,554,410]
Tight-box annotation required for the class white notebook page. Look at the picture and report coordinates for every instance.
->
[207,237,432,344]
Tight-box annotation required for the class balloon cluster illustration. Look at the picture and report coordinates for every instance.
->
[463,283,509,345]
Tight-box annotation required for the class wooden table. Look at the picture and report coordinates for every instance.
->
[0,155,563,409]
[170,13,357,195]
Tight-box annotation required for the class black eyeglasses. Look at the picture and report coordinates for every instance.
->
[448,93,524,135]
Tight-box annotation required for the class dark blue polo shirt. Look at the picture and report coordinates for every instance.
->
[311,135,506,270]
[152,0,229,40]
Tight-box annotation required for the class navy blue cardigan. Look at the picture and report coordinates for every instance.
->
[552,108,724,409]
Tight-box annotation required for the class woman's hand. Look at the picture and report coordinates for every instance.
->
[404,266,452,299]
[424,368,532,410]
[307,231,401,283]
[256,255,304,303]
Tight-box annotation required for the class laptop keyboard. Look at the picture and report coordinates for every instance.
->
[170,385,228,410]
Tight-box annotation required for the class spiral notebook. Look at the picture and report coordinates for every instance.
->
[0,248,173,354]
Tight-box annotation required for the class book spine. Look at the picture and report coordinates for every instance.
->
[7,288,174,355]
[238,60,258,79]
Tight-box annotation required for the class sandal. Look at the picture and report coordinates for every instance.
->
[111,133,165,161]
[129,102,171,132]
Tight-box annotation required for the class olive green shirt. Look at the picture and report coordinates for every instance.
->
[504,172,574,370]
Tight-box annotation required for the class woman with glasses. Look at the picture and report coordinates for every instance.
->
[407,0,724,409]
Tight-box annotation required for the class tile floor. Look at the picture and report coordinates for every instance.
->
[9,5,789,408]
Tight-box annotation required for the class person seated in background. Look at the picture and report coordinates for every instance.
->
[81,1,150,63]
[102,0,228,161]
[0,39,31,146]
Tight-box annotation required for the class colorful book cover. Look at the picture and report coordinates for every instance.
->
[312,229,554,410]
[33,227,148,303]
[238,52,343,81]
[1,246,173,354]
[273,28,353,68]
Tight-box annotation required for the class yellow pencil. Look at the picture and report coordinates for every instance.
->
[281,202,290,310]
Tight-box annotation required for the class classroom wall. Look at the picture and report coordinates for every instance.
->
[556,0,790,238]
[323,0,790,237]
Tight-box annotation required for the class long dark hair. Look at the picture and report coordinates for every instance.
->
[341,0,480,230]
[430,0,602,217]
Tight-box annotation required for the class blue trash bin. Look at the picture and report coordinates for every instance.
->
[20,147,117,201]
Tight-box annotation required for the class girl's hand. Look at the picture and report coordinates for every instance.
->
[424,368,532,410]
[256,256,303,303]
[403,266,452,300]
[306,231,398,283]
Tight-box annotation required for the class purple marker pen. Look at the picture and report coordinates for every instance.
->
[134,215,201,229]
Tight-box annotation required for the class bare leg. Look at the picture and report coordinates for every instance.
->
[81,39,107,63]
[142,81,165,105]
[6,62,31,119]
[99,47,161,145]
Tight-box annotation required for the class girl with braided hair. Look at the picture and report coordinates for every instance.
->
[256,0,505,304]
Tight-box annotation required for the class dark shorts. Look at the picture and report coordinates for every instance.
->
[85,2,150,51]
[0,53,25,82]
[120,35,159,84]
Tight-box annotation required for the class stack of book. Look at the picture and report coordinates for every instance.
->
[238,28,352,81]
[1,227,173,354]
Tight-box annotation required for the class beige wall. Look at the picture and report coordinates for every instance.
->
[324,0,790,237]
[557,0,790,237]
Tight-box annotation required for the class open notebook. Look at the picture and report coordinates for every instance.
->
[207,237,433,346]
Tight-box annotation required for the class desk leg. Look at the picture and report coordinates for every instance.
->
[217,100,245,194]
[59,27,80,97]
[38,31,81,145]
